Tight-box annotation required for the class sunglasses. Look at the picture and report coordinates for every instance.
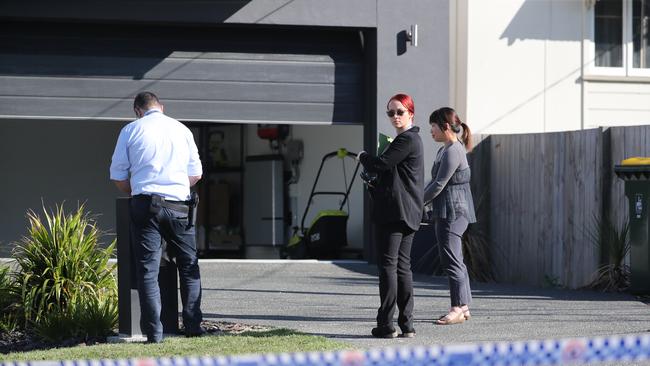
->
[386,109,408,118]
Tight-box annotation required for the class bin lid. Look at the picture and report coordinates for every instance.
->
[614,164,650,180]
[621,157,650,165]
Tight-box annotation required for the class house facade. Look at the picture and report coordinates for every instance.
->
[1,0,647,276]
[0,0,449,257]
[453,0,650,134]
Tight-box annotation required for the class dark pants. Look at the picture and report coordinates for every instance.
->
[434,216,472,307]
[375,221,415,332]
[130,196,203,342]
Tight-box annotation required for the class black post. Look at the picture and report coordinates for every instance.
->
[116,198,179,337]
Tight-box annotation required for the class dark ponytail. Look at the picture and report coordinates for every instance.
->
[459,121,472,152]
[429,107,472,151]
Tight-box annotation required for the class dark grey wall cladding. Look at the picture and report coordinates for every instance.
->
[0,21,364,124]
[0,0,376,28]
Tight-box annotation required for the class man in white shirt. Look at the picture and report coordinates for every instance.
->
[110,91,204,343]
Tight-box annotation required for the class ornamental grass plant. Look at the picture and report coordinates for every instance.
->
[10,204,118,343]
[0,265,21,333]
[586,214,631,292]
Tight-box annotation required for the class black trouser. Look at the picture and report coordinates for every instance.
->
[375,221,415,332]
[130,195,203,342]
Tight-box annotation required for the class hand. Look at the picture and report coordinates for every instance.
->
[356,151,366,161]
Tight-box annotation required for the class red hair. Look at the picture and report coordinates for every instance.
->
[387,93,414,115]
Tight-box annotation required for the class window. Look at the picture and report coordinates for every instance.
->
[632,0,650,68]
[590,0,650,76]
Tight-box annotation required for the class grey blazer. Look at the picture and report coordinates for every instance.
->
[423,141,476,223]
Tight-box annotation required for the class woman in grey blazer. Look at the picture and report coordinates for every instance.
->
[424,107,476,325]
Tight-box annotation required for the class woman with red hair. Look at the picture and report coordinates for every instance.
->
[357,93,424,338]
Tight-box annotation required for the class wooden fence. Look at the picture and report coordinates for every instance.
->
[469,126,650,288]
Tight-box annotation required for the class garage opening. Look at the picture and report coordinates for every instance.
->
[0,21,367,259]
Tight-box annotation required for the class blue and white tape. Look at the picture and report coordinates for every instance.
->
[4,333,650,366]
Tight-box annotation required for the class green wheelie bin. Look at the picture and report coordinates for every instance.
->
[614,158,650,294]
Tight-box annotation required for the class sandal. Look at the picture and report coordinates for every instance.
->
[461,305,471,321]
[435,308,465,325]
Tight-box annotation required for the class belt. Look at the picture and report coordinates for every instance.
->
[161,201,189,214]
[133,194,190,214]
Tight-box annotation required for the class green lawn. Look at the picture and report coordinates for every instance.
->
[0,329,351,362]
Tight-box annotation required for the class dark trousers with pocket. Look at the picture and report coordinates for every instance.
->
[130,196,203,342]
[434,216,472,307]
[375,221,415,332]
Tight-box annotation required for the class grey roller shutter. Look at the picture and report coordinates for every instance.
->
[0,21,364,125]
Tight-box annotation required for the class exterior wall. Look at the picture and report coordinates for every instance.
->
[0,119,123,256]
[0,0,377,28]
[463,0,583,134]
[376,0,451,168]
[585,81,650,128]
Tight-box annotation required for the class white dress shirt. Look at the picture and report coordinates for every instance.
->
[110,109,202,201]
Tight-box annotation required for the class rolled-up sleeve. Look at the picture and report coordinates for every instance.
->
[109,128,130,180]
[187,132,203,176]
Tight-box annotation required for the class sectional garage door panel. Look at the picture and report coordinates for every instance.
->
[0,77,359,104]
[0,97,354,124]
[0,22,364,124]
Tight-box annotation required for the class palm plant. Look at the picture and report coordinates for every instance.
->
[586,214,630,292]
[12,204,117,342]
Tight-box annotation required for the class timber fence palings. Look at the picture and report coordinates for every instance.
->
[471,126,650,288]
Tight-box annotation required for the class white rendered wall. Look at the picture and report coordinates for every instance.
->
[463,0,583,134]
[584,81,650,127]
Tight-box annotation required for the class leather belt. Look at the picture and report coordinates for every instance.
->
[133,194,190,214]
[160,201,189,214]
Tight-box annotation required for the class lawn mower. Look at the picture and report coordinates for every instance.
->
[281,148,360,259]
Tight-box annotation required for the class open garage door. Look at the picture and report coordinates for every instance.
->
[0,21,364,125]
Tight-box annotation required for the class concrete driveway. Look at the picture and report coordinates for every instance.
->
[199,260,650,351]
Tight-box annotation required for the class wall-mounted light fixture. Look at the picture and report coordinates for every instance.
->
[397,24,418,55]
[406,24,418,47]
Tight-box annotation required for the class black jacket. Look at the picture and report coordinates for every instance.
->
[360,126,424,231]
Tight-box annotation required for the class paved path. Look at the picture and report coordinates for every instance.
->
[199,260,650,352]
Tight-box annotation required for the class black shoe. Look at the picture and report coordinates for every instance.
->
[185,327,206,338]
[371,326,397,338]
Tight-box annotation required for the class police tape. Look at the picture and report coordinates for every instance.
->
[4,332,650,366]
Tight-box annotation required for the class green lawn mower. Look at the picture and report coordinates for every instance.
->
[281,148,360,259]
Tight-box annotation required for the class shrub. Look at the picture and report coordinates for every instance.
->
[0,265,21,333]
[12,204,117,342]
[586,214,630,292]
